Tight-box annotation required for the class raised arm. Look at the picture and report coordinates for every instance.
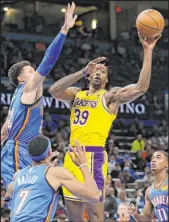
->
[49,57,106,102]
[128,188,153,221]
[21,3,77,104]
[1,117,9,145]
[106,33,161,105]
[56,166,100,203]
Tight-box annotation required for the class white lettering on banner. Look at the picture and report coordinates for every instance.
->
[119,103,145,114]
[1,93,12,105]
[1,93,6,104]
[126,103,135,114]
[1,93,146,114]
[135,104,145,114]
[43,97,54,107]
[7,93,12,104]
[120,104,125,113]
[55,98,59,108]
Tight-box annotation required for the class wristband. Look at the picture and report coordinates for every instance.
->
[82,69,88,79]
[79,163,88,169]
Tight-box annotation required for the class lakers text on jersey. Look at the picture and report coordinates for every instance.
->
[70,89,116,147]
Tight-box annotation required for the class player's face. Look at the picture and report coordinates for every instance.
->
[18,65,35,83]
[89,64,108,89]
[151,152,168,172]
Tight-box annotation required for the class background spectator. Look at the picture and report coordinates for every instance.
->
[131,134,145,152]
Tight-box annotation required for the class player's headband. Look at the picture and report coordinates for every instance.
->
[31,137,51,162]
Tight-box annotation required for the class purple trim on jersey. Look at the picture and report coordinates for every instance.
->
[93,152,105,202]
[69,146,104,152]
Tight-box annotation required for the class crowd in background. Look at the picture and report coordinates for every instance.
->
[1,109,168,221]
[1,8,168,222]
[1,24,168,92]
[1,31,168,121]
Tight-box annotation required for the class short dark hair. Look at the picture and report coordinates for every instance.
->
[154,150,168,160]
[28,135,49,158]
[8,61,31,87]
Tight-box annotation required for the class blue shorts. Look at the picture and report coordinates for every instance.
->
[1,140,32,189]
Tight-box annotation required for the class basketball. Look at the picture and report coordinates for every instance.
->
[136,9,165,38]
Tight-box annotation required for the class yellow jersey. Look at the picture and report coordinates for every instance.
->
[70,89,116,147]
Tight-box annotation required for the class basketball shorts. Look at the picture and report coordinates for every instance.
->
[1,140,32,189]
[62,146,108,202]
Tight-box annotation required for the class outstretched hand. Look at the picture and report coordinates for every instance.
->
[49,151,59,167]
[138,32,162,50]
[84,57,106,75]
[127,203,137,216]
[68,140,87,167]
[63,2,77,31]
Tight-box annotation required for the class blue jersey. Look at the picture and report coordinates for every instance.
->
[10,164,59,222]
[149,177,168,222]
[7,84,43,143]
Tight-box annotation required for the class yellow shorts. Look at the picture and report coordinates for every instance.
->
[62,147,108,202]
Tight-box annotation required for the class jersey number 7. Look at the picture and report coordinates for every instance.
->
[16,190,30,215]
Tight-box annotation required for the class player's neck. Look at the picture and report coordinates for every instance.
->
[88,86,102,94]
[154,171,167,185]
[32,161,47,166]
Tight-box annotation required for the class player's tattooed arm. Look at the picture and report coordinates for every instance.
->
[49,57,105,102]
[128,188,153,221]
[106,33,161,106]
[1,118,8,146]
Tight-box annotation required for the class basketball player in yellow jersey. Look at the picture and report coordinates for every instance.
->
[49,33,161,221]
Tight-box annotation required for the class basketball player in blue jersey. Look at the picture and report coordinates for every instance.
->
[128,150,168,222]
[1,2,77,192]
[8,135,100,222]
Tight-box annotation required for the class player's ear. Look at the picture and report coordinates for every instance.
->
[17,75,24,82]
[48,149,52,156]
[106,77,108,83]
[165,162,168,169]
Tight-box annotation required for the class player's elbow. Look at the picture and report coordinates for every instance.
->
[94,191,100,202]
[140,88,148,95]
[137,85,148,95]
[89,191,100,203]
[7,182,14,197]
[48,86,60,97]
[48,86,55,95]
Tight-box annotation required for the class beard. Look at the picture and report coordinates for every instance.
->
[91,79,101,90]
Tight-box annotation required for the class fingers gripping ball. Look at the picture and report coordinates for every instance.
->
[136,9,165,38]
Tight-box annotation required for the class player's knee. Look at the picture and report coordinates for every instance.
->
[65,200,84,221]
[86,208,104,221]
